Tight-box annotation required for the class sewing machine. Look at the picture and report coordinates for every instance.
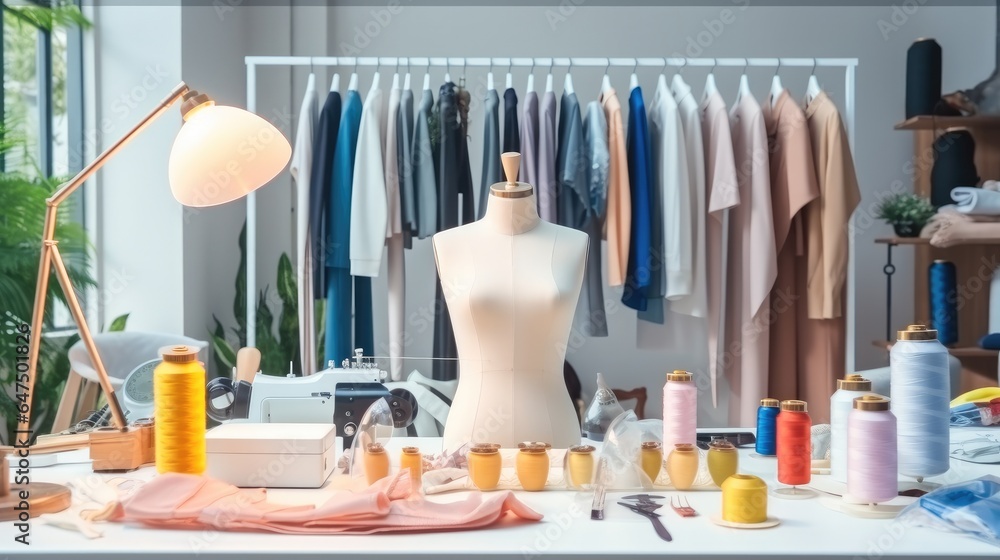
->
[206,349,416,447]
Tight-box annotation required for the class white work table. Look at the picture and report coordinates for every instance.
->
[2,430,998,559]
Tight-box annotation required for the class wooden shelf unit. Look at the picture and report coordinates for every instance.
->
[895,115,1000,131]
[887,117,1000,392]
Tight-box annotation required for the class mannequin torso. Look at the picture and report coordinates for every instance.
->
[433,169,587,449]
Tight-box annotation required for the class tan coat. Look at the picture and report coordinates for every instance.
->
[601,89,631,287]
[763,90,819,413]
[798,91,861,422]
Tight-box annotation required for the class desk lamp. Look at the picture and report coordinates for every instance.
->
[0,83,291,519]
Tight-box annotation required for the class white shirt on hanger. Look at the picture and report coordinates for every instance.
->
[670,72,708,318]
[350,78,387,277]
[290,72,319,375]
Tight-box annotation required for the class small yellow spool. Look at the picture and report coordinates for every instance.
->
[721,474,768,524]
[153,345,206,474]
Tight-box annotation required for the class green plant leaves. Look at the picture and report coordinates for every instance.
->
[210,332,237,374]
[106,313,129,332]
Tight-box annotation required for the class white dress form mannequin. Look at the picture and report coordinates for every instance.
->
[433,153,587,449]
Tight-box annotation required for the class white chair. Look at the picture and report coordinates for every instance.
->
[52,331,209,432]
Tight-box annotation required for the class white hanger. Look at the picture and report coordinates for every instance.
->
[370,59,381,92]
[629,58,639,90]
[526,60,535,93]
[391,72,399,90]
[564,59,574,95]
[770,59,783,108]
[330,73,340,92]
[806,58,822,104]
[487,71,495,91]
[671,59,688,93]
[422,60,430,91]
[505,59,513,89]
[545,58,554,93]
[403,58,411,91]
[348,58,358,91]
[735,59,751,104]
[703,58,718,100]
[601,58,613,94]
[444,58,451,84]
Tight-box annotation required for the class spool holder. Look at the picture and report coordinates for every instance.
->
[772,485,817,500]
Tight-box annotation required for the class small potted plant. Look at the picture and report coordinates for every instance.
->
[875,193,936,237]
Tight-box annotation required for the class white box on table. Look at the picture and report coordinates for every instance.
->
[205,423,338,488]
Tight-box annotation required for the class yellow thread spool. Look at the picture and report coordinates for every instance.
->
[400,446,423,489]
[364,442,390,485]
[468,444,502,491]
[153,345,206,474]
[721,474,768,524]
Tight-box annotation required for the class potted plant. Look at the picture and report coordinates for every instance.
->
[875,193,937,237]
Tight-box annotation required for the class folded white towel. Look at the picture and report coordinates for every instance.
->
[941,187,1000,216]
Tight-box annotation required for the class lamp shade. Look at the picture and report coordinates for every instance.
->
[168,103,291,207]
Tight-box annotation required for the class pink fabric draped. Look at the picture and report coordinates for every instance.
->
[110,471,543,535]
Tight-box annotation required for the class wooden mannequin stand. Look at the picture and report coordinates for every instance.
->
[0,451,71,521]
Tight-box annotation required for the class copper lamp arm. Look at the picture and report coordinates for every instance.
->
[18,82,190,438]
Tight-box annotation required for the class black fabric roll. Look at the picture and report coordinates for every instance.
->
[906,38,943,118]
[931,130,979,208]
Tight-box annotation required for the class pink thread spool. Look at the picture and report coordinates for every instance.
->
[663,370,697,453]
[847,395,897,505]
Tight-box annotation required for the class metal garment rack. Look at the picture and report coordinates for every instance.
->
[244,55,859,371]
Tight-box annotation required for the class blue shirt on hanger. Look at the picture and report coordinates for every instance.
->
[622,86,653,312]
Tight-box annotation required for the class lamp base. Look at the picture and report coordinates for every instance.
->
[0,482,72,520]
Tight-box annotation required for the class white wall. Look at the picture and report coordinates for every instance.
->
[89,4,184,333]
[90,3,995,424]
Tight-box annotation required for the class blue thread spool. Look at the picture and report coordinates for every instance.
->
[755,398,780,456]
[929,260,958,346]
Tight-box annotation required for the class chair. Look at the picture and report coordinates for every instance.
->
[612,387,648,420]
[52,331,209,432]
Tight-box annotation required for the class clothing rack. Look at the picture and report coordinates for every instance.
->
[243,55,859,371]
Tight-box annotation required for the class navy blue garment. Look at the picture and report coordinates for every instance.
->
[622,87,653,312]
[325,90,373,364]
[308,90,341,296]
[503,87,520,154]
[432,82,475,381]
[556,91,588,229]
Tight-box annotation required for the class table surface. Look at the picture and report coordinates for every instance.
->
[2,429,999,559]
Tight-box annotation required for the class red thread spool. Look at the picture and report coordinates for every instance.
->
[776,400,811,487]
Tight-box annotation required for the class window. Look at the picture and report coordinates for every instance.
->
[2,0,86,328]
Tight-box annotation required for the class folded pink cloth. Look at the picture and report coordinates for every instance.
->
[110,471,542,534]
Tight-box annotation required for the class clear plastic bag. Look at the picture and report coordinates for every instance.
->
[596,411,714,490]
[898,475,1000,548]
